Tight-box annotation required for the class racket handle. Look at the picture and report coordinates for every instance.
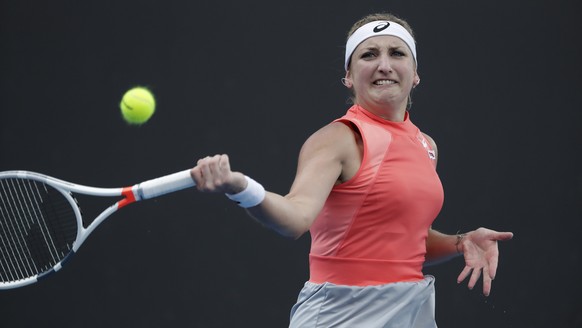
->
[138,169,196,200]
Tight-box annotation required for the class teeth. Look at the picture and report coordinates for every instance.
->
[374,80,396,85]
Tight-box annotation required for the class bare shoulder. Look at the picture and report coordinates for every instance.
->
[298,121,362,183]
[422,132,439,162]
[422,132,438,151]
[302,121,359,157]
[299,122,363,183]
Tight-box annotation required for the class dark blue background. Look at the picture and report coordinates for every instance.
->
[1,0,580,327]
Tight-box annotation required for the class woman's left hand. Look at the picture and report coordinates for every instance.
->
[457,227,514,296]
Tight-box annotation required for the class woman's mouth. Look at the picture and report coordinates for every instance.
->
[373,79,397,85]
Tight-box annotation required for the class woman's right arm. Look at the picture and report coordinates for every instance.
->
[190,122,359,239]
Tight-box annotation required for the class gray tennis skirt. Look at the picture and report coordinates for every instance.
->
[289,275,437,328]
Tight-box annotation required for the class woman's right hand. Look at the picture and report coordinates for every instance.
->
[190,154,247,195]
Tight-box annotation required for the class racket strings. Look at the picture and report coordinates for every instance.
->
[0,178,78,282]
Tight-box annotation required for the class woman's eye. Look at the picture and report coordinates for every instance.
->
[391,50,405,57]
[361,51,375,58]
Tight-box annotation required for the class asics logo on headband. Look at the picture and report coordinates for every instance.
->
[344,20,418,71]
[373,22,390,33]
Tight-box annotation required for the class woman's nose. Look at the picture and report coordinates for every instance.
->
[377,54,393,73]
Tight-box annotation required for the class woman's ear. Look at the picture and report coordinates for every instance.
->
[413,72,421,88]
[342,72,353,88]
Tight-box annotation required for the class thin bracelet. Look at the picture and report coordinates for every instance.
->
[455,231,467,254]
[225,176,265,208]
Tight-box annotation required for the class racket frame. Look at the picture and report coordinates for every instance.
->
[0,169,194,289]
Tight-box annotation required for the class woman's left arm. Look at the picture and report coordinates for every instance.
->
[422,133,513,296]
[426,228,514,296]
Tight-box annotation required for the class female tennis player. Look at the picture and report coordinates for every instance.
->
[190,12,513,327]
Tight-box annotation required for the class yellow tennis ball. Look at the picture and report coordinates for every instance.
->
[120,87,156,125]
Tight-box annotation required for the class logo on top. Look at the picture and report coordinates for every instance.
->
[373,22,390,33]
[418,135,437,160]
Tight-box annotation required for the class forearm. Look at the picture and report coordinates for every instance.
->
[425,229,465,265]
[245,192,315,239]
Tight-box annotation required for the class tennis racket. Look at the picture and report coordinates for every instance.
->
[0,169,195,289]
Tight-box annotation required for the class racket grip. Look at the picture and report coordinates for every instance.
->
[138,169,196,200]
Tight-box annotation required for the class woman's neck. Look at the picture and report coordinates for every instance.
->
[356,102,407,122]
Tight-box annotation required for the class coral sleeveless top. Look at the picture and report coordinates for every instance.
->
[309,105,444,286]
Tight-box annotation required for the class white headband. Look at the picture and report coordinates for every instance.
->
[344,20,417,71]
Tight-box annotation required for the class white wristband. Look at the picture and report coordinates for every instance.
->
[225,176,265,208]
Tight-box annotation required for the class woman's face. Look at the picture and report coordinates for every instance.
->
[346,35,419,117]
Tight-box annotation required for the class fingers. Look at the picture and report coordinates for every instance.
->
[477,228,513,241]
[459,266,492,296]
[488,251,499,280]
[482,269,492,297]
[219,154,231,174]
[467,265,482,291]
[457,266,472,284]
[456,228,511,297]
[496,232,514,241]
[199,156,214,181]
[191,154,232,192]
